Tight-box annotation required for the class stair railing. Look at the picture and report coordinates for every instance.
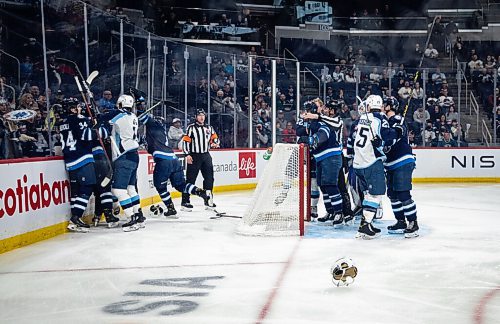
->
[470,91,480,132]
[481,118,492,146]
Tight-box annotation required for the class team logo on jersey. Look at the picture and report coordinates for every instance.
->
[238,152,257,179]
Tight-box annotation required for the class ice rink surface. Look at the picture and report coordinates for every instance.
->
[0,183,499,324]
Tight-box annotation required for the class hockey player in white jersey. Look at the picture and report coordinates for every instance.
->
[106,94,143,232]
[346,95,402,239]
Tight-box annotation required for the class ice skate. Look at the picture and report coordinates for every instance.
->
[67,216,90,233]
[317,213,332,223]
[204,190,216,210]
[355,219,380,239]
[122,215,139,232]
[135,210,146,229]
[388,219,407,234]
[104,211,120,228]
[163,203,179,219]
[331,212,344,226]
[404,220,419,238]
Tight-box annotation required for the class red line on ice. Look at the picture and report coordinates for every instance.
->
[474,286,500,324]
[256,239,301,324]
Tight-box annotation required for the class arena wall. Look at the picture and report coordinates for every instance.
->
[1,148,499,253]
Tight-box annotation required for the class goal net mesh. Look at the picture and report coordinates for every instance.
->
[237,144,306,236]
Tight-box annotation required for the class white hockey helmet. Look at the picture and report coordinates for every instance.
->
[117,94,135,110]
[331,257,358,287]
[365,94,383,112]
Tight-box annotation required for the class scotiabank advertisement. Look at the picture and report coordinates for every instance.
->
[0,158,71,240]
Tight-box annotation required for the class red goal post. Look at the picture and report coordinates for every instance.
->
[237,143,311,236]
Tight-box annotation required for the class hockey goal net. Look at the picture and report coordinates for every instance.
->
[237,143,310,236]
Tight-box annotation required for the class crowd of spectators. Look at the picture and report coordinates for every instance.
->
[451,36,500,137]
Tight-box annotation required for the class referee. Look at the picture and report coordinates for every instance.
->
[181,109,219,210]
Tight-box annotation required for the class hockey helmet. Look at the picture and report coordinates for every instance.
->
[331,257,358,287]
[326,100,341,115]
[196,109,206,116]
[383,96,400,113]
[135,96,146,114]
[303,101,318,114]
[117,94,134,110]
[365,95,383,112]
[62,97,80,113]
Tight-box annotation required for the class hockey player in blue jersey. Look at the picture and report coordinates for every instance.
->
[383,97,419,238]
[106,94,143,232]
[137,111,209,218]
[91,131,120,228]
[59,98,106,232]
[347,95,402,239]
[295,101,320,219]
[303,98,345,225]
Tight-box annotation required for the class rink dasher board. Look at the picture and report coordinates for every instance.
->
[0,148,499,253]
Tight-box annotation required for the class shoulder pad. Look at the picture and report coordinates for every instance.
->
[394,115,402,121]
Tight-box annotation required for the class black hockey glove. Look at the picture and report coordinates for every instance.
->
[371,135,382,148]
[297,136,309,144]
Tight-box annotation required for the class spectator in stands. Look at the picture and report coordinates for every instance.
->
[29,85,40,101]
[468,54,484,73]
[255,122,270,148]
[20,56,33,82]
[395,64,407,81]
[387,61,396,79]
[432,68,446,86]
[423,120,437,146]
[212,90,225,113]
[355,49,366,65]
[379,71,390,93]
[438,88,454,109]
[369,67,381,84]
[398,80,412,103]
[413,105,430,131]
[19,93,38,111]
[412,82,424,101]
[277,95,288,111]
[437,129,457,147]
[435,114,450,132]
[450,119,462,141]
[345,70,356,83]
[493,107,500,137]
[446,105,459,122]
[487,88,499,112]
[429,105,443,123]
[453,41,467,63]
[235,14,247,27]
[332,65,345,82]
[485,55,496,69]
[346,46,355,64]
[413,43,423,65]
[98,90,115,111]
[168,118,184,149]
[281,121,296,143]
[408,130,421,147]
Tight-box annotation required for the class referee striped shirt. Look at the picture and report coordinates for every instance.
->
[182,122,219,154]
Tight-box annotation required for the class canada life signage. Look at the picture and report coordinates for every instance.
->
[238,152,257,179]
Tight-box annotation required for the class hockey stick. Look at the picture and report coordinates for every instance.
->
[137,100,164,119]
[209,212,243,219]
[75,76,113,187]
[400,71,420,124]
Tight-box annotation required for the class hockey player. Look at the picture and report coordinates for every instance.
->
[91,126,120,228]
[106,94,143,232]
[319,100,355,223]
[383,97,419,238]
[137,111,209,218]
[303,98,344,225]
[347,95,402,239]
[59,98,105,232]
[296,101,319,219]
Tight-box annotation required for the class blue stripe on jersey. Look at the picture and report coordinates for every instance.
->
[66,154,94,171]
[153,151,177,160]
[313,147,342,161]
[110,113,126,124]
[92,147,104,155]
[363,199,379,209]
[319,126,330,138]
[384,154,415,170]
[138,113,150,124]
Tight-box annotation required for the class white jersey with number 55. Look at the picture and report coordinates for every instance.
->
[348,112,394,169]
[109,110,139,161]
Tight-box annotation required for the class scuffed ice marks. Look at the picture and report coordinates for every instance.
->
[103,276,225,316]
